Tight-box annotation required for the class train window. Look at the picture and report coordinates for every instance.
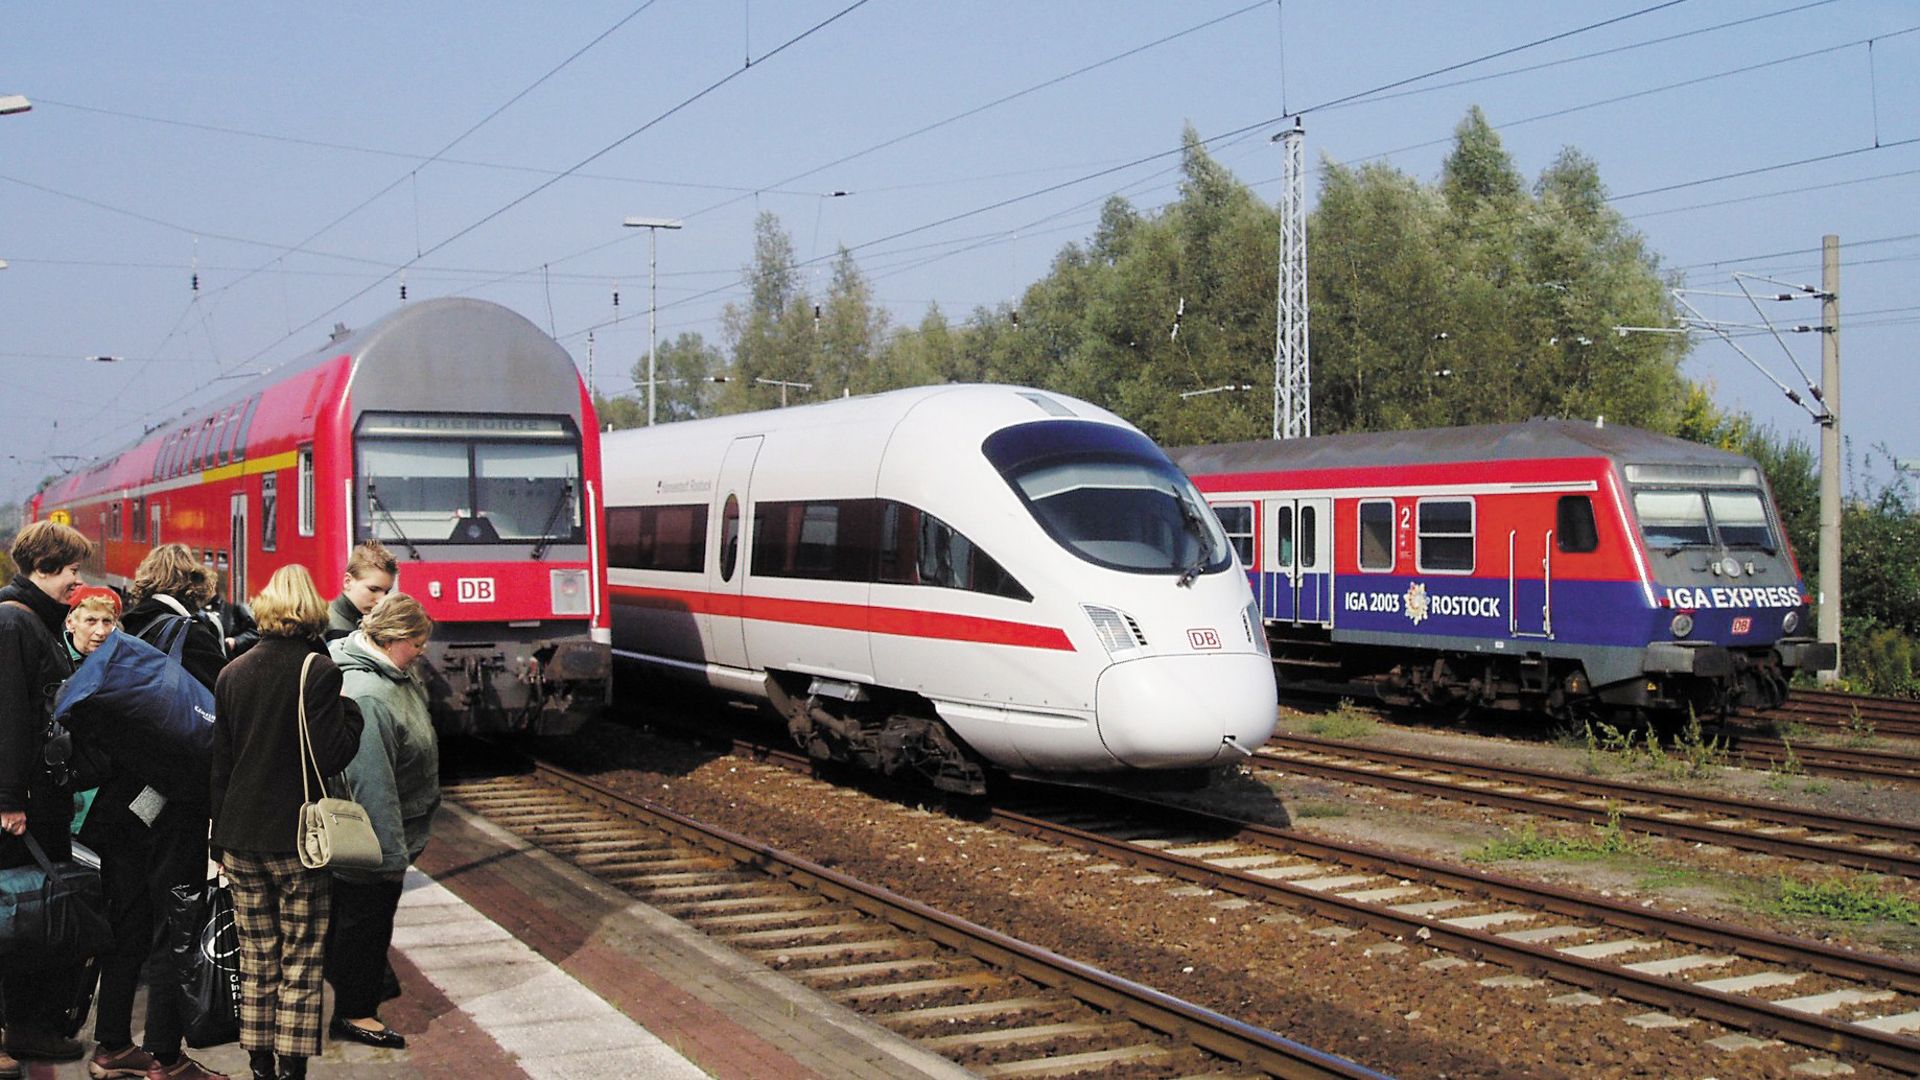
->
[877,501,1031,601]
[720,495,741,582]
[353,413,583,546]
[1633,489,1709,548]
[297,448,316,537]
[150,504,162,546]
[231,396,261,462]
[1706,490,1776,550]
[1358,500,1395,572]
[1299,504,1318,567]
[131,497,146,543]
[982,420,1231,578]
[1212,504,1254,567]
[214,405,238,465]
[1556,496,1598,553]
[607,504,708,573]
[108,501,123,541]
[1274,506,1294,567]
[752,500,879,582]
[1417,499,1474,573]
[260,474,278,552]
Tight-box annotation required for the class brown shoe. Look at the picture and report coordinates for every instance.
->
[0,1046,21,1080]
[146,1055,229,1080]
[91,1044,159,1078]
[3,1024,85,1060]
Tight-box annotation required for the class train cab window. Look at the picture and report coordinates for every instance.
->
[720,495,741,583]
[1212,504,1254,567]
[1556,496,1599,553]
[607,504,708,573]
[353,413,582,546]
[260,474,278,552]
[1416,499,1474,573]
[297,449,316,537]
[982,420,1231,578]
[876,501,1030,601]
[1633,489,1710,549]
[1706,490,1776,550]
[1358,500,1395,572]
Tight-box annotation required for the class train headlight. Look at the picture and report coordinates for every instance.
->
[1782,610,1801,635]
[1670,613,1694,639]
[550,569,591,616]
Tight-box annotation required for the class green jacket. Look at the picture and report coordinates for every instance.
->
[327,631,439,881]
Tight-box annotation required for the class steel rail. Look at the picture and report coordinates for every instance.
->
[1751,691,1920,738]
[995,781,1920,1074]
[1256,735,1920,878]
[1723,731,1920,784]
[509,757,1389,1080]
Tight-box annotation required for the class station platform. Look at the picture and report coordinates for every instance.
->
[25,803,972,1079]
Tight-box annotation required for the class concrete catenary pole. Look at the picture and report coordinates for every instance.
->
[1816,235,1842,682]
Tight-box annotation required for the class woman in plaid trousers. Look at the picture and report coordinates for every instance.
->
[211,567,363,1080]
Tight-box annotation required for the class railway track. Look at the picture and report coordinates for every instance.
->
[1746,691,1920,740]
[1720,730,1920,786]
[992,781,1920,1074]
[1255,733,1920,879]
[699,733,1920,1071]
[445,759,1384,1080]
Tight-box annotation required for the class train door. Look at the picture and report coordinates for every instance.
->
[1509,527,1553,639]
[228,492,248,606]
[705,436,762,672]
[1264,497,1333,626]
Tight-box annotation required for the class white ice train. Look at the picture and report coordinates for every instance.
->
[603,385,1278,792]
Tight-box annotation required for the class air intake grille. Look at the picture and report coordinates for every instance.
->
[1083,604,1148,655]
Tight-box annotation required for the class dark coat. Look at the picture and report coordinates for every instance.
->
[324,592,360,642]
[204,596,259,658]
[0,576,75,866]
[210,636,362,858]
[78,593,228,843]
[121,594,226,693]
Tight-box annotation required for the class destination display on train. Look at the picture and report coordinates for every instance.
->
[358,412,569,439]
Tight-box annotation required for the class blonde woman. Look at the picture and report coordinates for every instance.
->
[211,566,362,1080]
[323,594,437,1049]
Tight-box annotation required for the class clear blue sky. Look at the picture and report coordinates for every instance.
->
[4,0,1916,503]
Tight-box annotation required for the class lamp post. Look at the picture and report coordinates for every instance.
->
[622,216,683,426]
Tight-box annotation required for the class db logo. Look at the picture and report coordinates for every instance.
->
[1730,616,1752,635]
[456,578,495,603]
[1187,628,1221,650]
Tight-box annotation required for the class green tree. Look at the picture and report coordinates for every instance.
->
[650,331,726,422]
[719,212,817,412]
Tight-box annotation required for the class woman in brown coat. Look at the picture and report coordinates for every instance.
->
[211,566,362,1080]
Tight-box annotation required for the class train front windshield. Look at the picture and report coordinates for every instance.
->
[1625,464,1778,553]
[355,412,582,546]
[984,420,1232,577]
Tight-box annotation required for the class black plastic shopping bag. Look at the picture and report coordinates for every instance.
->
[172,876,240,1048]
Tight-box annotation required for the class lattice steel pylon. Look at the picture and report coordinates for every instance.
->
[1273,119,1310,439]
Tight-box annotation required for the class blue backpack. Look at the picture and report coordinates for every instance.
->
[54,618,215,802]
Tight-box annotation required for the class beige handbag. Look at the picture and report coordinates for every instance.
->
[295,654,383,871]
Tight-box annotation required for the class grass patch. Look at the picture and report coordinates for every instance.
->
[1467,808,1642,863]
[1637,865,1707,891]
[1290,801,1349,819]
[1765,875,1920,926]
[1304,702,1378,740]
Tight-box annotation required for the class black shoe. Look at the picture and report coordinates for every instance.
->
[327,1019,406,1050]
[247,1048,275,1080]
[275,1057,305,1080]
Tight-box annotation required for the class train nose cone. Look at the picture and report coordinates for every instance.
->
[1094,654,1278,769]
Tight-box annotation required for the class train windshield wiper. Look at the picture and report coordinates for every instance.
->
[529,480,575,562]
[1173,485,1212,588]
[366,484,422,560]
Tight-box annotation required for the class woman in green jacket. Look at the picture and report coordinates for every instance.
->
[321,593,437,1051]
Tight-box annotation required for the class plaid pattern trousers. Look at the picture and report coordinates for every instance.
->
[225,851,332,1058]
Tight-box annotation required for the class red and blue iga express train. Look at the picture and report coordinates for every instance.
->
[31,298,611,734]
[1171,420,1837,721]
[604,385,1278,794]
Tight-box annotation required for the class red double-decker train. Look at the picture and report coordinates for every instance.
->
[29,297,611,734]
